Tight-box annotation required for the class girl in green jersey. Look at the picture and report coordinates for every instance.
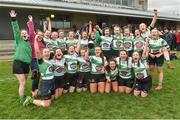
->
[105,59,118,93]
[132,51,152,97]
[10,10,32,103]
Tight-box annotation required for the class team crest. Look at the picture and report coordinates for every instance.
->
[123,42,131,49]
[137,73,144,79]
[135,42,143,48]
[95,66,102,71]
[70,63,77,69]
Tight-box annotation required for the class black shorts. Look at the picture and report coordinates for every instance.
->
[64,73,77,90]
[54,76,65,89]
[148,54,164,67]
[40,79,55,100]
[118,77,134,88]
[77,72,90,88]
[89,74,105,83]
[134,76,152,92]
[13,60,30,74]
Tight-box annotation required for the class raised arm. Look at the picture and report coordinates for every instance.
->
[46,17,52,32]
[150,9,157,28]
[27,15,35,45]
[142,38,150,59]
[34,35,42,59]
[10,10,21,44]
[88,21,92,35]
[75,32,81,53]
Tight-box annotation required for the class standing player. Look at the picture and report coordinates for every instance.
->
[148,28,170,90]
[112,25,124,57]
[10,10,32,103]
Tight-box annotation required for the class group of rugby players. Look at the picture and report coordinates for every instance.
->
[9,9,173,107]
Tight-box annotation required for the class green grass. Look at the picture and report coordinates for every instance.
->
[0,58,180,119]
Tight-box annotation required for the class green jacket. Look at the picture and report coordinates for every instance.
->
[11,20,32,64]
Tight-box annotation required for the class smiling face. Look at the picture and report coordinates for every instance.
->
[135,29,141,37]
[109,60,116,70]
[36,31,44,42]
[119,51,128,61]
[104,28,110,36]
[58,30,65,39]
[80,49,86,56]
[51,32,58,40]
[69,31,75,39]
[114,27,120,36]
[94,47,102,57]
[44,30,51,39]
[132,52,140,62]
[55,48,63,60]
[21,30,29,40]
[90,32,96,40]
[151,29,159,40]
[68,46,75,55]
[139,23,147,33]
[82,32,87,40]
[42,48,50,60]
[124,28,130,37]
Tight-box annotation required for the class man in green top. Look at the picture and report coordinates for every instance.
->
[10,10,32,103]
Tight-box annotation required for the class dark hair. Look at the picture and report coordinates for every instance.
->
[105,59,117,73]
[132,52,141,67]
[103,27,110,36]
[119,50,129,69]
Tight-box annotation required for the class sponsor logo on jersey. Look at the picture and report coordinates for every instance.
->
[135,41,143,48]
[48,66,54,72]
[95,66,102,72]
[46,43,53,48]
[102,43,109,48]
[137,73,144,79]
[82,63,89,69]
[55,66,64,73]
[115,41,122,47]
[120,71,129,77]
[124,42,131,49]
[70,63,77,69]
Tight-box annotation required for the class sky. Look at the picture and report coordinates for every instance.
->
[148,0,180,15]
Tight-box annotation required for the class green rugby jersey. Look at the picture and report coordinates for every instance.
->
[38,59,54,80]
[51,58,65,77]
[66,38,78,48]
[100,36,112,51]
[105,67,118,80]
[57,38,67,52]
[112,35,124,51]
[90,56,107,74]
[132,59,150,79]
[149,38,169,53]
[133,37,145,52]
[64,53,78,74]
[11,21,32,64]
[77,57,90,72]
[116,57,133,79]
[123,37,133,51]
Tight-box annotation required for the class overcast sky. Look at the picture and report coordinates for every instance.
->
[148,0,180,15]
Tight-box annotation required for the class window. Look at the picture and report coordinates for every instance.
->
[122,0,128,6]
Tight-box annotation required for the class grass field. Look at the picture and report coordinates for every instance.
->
[0,58,180,119]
